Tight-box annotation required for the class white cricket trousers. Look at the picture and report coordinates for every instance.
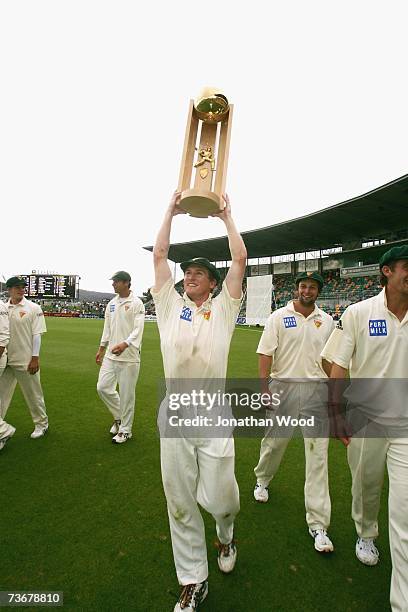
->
[0,364,48,428]
[347,436,408,612]
[97,358,140,434]
[160,436,240,585]
[254,381,331,530]
[0,357,14,438]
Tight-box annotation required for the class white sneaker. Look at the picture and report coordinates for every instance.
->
[309,528,334,553]
[174,581,208,611]
[217,540,237,573]
[253,483,269,503]
[355,538,379,566]
[109,420,121,435]
[0,425,16,451]
[30,425,48,439]
[112,432,132,444]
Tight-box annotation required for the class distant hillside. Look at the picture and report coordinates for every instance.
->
[78,289,114,301]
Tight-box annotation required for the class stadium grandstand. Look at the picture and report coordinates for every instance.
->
[144,173,408,321]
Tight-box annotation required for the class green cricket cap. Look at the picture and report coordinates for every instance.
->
[110,271,131,282]
[295,271,324,289]
[379,245,408,269]
[180,258,221,284]
[6,276,27,288]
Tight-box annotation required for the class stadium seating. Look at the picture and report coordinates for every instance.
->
[127,270,383,322]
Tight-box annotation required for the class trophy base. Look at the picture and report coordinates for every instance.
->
[179,189,222,218]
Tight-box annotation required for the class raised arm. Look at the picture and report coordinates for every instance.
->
[152,191,186,292]
[211,194,247,298]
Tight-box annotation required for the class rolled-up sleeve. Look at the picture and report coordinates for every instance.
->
[257,313,279,357]
[216,282,242,334]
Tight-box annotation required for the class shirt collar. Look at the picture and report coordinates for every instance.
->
[183,292,212,311]
[7,297,28,307]
[115,291,133,303]
[378,287,387,308]
[379,287,408,324]
[286,300,320,318]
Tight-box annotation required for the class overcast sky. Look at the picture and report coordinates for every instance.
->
[1,1,407,295]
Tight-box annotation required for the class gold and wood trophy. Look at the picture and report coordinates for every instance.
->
[178,88,233,218]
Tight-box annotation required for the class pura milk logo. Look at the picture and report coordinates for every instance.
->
[180,306,192,322]
[369,319,387,336]
[283,316,297,329]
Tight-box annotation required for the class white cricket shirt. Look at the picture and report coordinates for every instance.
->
[151,278,241,379]
[321,289,408,378]
[7,297,46,367]
[100,291,145,363]
[257,301,335,379]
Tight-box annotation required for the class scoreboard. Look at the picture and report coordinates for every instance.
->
[21,275,78,299]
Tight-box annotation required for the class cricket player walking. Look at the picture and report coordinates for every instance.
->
[96,271,145,444]
[253,272,336,553]
[0,276,48,439]
[152,191,246,612]
[322,245,408,612]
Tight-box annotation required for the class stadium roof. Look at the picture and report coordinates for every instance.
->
[144,174,408,262]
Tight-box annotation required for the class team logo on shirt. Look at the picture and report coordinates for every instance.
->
[314,319,322,328]
[369,319,387,336]
[110,304,115,313]
[203,310,211,320]
[19,311,27,318]
[283,316,297,328]
[125,305,130,312]
[180,306,192,322]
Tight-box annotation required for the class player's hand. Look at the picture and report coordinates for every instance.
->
[210,193,232,221]
[168,190,186,216]
[328,401,352,446]
[111,342,128,356]
[95,348,105,365]
[28,357,40,375]
[259,379,278,412]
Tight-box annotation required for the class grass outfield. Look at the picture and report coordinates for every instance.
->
[1,318,391,611]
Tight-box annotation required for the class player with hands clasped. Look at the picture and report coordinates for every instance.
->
[96,271,145,444]
[253,272,336,554]
[151,191,246,612]
[0,276,48,439]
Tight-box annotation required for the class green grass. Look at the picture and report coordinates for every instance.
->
[1,319,391,611]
